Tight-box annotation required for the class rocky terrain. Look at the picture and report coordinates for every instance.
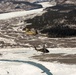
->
[0,0,76,13]
[0,0,42,13]
[0,0,76,48]
[26,4,76,37]
[0,6,76,48]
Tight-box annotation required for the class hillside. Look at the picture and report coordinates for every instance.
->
[25,4,76,37]
[0,1,76,48]
[0,0,42,13]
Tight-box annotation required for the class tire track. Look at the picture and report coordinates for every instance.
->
[0,59,53,75]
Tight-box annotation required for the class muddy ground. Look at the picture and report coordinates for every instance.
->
[33,53,76,64]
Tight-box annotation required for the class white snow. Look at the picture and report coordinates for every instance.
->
[38,2,56,8]
[0,8,44,20]
[0,64,45,75]
[48,48,76,54]
[0,2,56,20]
[0,48,76,75]
[41,62,76,75]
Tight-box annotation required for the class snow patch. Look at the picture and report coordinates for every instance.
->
[0,8,44,20]
[38,2,56,8]
[0,48,76,75]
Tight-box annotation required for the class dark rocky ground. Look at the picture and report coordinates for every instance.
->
[0,4,76,48]
[26,4,76,37]
[0,17,76,48]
